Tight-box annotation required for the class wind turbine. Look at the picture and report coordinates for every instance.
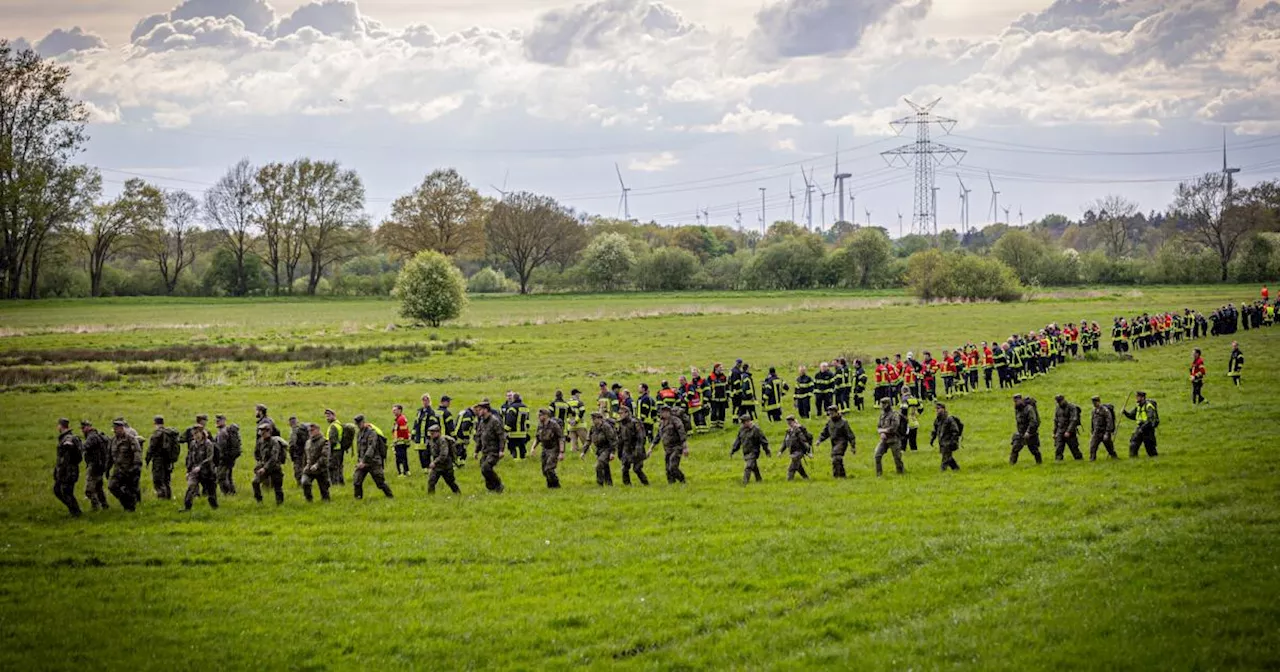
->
[615,163,631,220]
[694,206,702,226]
[1018,207,1024,226]
[789,179,797,224]
[490,169,510,201]
[897,209,904,238]
[956,174,971,232]
[987,171,1000,224]
[734,203,743,231]
[1223,127,1241,198]
[702,207,710,226]
[1003,206,1011,224]
[834,137,851,223]
[817,183,828,230]
[802,168,816,231]
[865,208,872,227]
[849,193,856,227]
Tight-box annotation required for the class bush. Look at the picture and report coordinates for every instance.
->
[578,232,636,291]
[1232,234,1278,283]
[634,247,699,291]
[743,237,825,290]
[905,250,1023,302]
[395,251,468,327]
[202,249,268,297]
[698,251,748,290]
[467,267,514,294]
[1037,249,1082,286]
[839,228,895,288]
[1079,250,1144,285]
[1147,240,1219,284]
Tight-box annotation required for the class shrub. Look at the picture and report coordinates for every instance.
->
[905,250,1023,302]
[467,267,514,294]
[394,251,468,327]
[634,247,700,291]
[578,232,636,291]
[743,237,825,290]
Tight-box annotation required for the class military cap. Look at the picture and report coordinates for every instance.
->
[1012,394,1023,400]
[113,417,126,424]
[288,415,298,422]
[255,404,267,412]
[785,414,796,422]
[215,414,227,421]
[1091,395,1101,402]
[257,422,273,431]
[80,419,93,428]
[428,424,441,432]
[591,411,603,418]
[195,413,208,422]
[878,398,891,407]
[112,419,126,427]
[739,413,752,421]
[826,405,839,413]
[934,402,947,409]
[659,406,672,413]
[440,395,451,402]
[153,415,164,424]
[476,398,491,408]
[324,408,335,415]
[58,417,70,426]
[1135,390,1147,397]
[538,407,550,416]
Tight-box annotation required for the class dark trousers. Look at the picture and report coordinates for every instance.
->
[1089,434,1117,460]
[984,368,993,389]
[85,467,108,509]
[217,458,238,495]
[541,448,561,488]
[831,451,847,479]
[479,453,504,492]
[252,469,285,504]
[693,408,708,431]
[939,444,960,471]
[353,463,394,498]
[108,469,140,511]
[329,450,345,485]
[417,449,431,470]
[741,455,763,484]
[853,393,865,411]
[795,397,811,419]
[787,453,808,480]
[1192,380,1205,404]
[710,401,728,426]
[150,458,173,499]
[301,470,331,501]
[507,438,529,459]
[1054,433,1083,460]
[766,408,782,422]
[664,448,686,484]
[427,468,459,494]
[1130,428,1158,458]
[739,404,757,421]
[622,456,649,486]
[184,470,218,510]
[54,471,81,516]
[1010,433,1043,465]
[836,388,851,410]
[596,453,613,486]
[394,444,410,474]
[815,393,832,414]
[904,427,918,451]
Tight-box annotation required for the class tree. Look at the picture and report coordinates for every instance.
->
[205,159,256,297]
[23,164,97,298]
[634,246,699,291]
[1089,194,1139,258]
[254,161,303,294]
[297,160,364,295]
[140,190,199,294]
[579,232,635,291]
[203,247,266,296]
[484,191,586,294]
[394,250,468,327]
[992,229,1046,284]
[842,228,894,288]
[1173,173,1255,281]
[1,40,89,299]
[76,178,163,297]
[378,168,486,258]
[743,237,824,290]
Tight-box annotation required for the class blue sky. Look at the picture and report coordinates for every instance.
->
[8,0,1280,235]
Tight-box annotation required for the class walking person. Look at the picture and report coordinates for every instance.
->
[535,408,566,489]
[424,424,461,495]
[474,399,507,493]
[815,405,855,479]
[182,426,219,511]
[873,398,905,477]
[352,415,394,499]
[1009,394,1043,465]
[1189,349,1207,405]
[1122,391,1160,458]
[80,420,110,511]
[53,418,83,517]
[730,415,771,485]
[300,422,332,502]
[1088,396,1119,460]
[1052,395,1083,461]
[929,403,962,472]
[780,415,813,481]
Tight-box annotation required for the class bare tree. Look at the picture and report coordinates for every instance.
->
[140,190,199,294]
[204,159,256,297]
[75,178,163,296]
[378,168,487,258]
[298,160,364,295]
[253,162,304,294]
[1088,194,1139,258]
[1173,173,1255,281]
[1,40,88,299]
[25,164,98,298]
[485,192,585,294]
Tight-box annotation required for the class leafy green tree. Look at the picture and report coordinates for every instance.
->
[634,247,699,291]
[842,228,894,288]
[484,192,586,294]
[202,248,266,296]
[992,229,1046,284]
[744,237,824,290]
[579,232,636,291]
[394,250,468,327]
[467,267,512,294]
[378,168,486,258]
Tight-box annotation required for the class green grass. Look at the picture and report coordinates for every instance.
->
[1,287,1278,670]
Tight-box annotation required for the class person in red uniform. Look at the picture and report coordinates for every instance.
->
[1189,348,1207,405]
[392,404,412,477]
[982,343,995,390]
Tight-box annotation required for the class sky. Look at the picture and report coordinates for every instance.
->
[7,0,1280,236]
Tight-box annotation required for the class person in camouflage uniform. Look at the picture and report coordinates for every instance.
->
[179,413,213,447]
[1052,394,1083,461]
[780,415,813,481]
[815,405,855,479]
[182,426,219,511]
[873,397,905,477]
[655,406,688,484]
[473,400,507,493]
[352,415,394,499]
[730,415,771,485]
[1088,396,1118,460]
[301,422,331,502]
[583,412,617,486]
[929,402,962,472]
[616,405,649,486]
[146,415,179,499]
[424,424,460,495]
[213,414,241,495]
[251,422,287,505]
[107,419,143,511]
[1009,394,1043,465]
[535,408,566,489]
[80,420,110,511]
[288,415,308,485]
[53,418,83,517]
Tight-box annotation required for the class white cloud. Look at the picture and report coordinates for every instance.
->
[699,104,802,133]
[36,27,107,56]
[629,151,680,171]
[751,0,931,59]
[388,94,468,123]
[524,0,695,65]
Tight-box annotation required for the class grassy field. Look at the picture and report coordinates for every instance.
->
[1,286,1278,670]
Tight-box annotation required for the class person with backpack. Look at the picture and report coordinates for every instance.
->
[616,405,649,486]
[424,424,460,495]
[535,408,566,489]
[80,420,111,510]
[730,414,771,485]
[655,406,688,484]
[288,415,309,485]
[473,400,507,493]
[1010,394,1043,465]
[1122,391,1160,458]
[145,415,180,500]
[780,415,813,481]
[899,387,924,451]
[1052,395,1084,461]
[108,419,143,512]
[323,409,347,485]
[252,422,288,505]
[352,414,394,499]
[255,404,280,438]
[300,422,331,502]
[583,412,618,487]
[182,425,219,511]
[874,398,905,477]
[1088,396,1118,460]
[1228,342,1244,387]
[929,402,962,472]
[53,418,83,517]
[815,405,855,479]
[213,415,241,495]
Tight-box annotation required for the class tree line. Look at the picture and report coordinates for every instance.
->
[3,40,1279,303]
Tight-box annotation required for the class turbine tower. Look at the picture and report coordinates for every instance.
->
[834,137,851,223]
[880,98,966,237]
[490,169,510,201]
[1223,127,1241,198]
[865,208,872,227]
[897,210,903,238]
[702,207,710,226]
[1002,206,1011,224]
[987,171,1001,224]
[789,179,797,224]
[735,203,742,231]
[817,183,828,229]
[801,168,816,231]
[759,187,767,233]
[615,163,631,220]
[956,174,971,232]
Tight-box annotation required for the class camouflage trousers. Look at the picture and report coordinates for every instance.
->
[541,447,561,489]
[664,446,686,484]
[291,453,305,484]
[427,467,459,495]
[1054,433,1082,461]
[621,452,649,486]
[595,452,614,486]
[1089,433,1118,460]
[252,468,285,505]
[1009,432,1042,465]
[184,468,218,510]
[53,468,81,516]
[150,457,174,499]
[874,440,904,477]
[787,452,809,480]
[353,463,394,499]
[939,443,960,471]
[301,469,331,502]
[479,453,504,493]
[84,466,109,510]
[108,468,141,511]
[217,457,238,495]
[741,454,762,485]
[830,448,849,479]
[329,449,345,485]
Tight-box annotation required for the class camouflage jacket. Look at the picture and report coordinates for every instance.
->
[782,425,813,456]
[587,421,617,458]
[474,414,506,457]
[655,417,687,450]
[255,435,287,472]
[535,419,564,453]
[56,430,82,476]
[731,424,770,458]
[615,416,647,458]
[1054,402,1081,436]
[110,433,143,473]
[185,437,218,473]
[303,436,330,474]
[425,435,457,471]
[83,429,111,472]
[877,409,902,444]
[818,417,855,453]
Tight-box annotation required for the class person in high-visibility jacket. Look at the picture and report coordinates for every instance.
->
[814,362,835,412]
[993,343,1009,389]
[852,359,869,410]
[872,358,888,403]
[793,365,814,419]
[708,363,729,429]
[688,367,710,432]
[503,394,531,460]
[1121,391,1159,458]
[982,343,995,390]
[1228,341,1244,386]
[565,389,588,455]
[835,358,852,411]
[761,367,789,422]
[736,364,759,421]
[899,387,924,451]
[940,353,956,398]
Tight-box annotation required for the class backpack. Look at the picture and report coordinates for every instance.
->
[162,428,181,462]
[896,411,909,440]
[952,416,964,450]
[1147,400,1159,429]
[375,432,389,460]
[225,424,243,460]
[340,423,356,451]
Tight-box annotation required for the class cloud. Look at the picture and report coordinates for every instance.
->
[273,0,378,39]
[9,37,34,54]
[628,151,680,171]
[698,104,802,133]
[388,94,468,123]
[35,27,107,57]
[1011,0,1166,34]
[169,0,276,35]
[133,16,266,52]
[751,0,930,59]
[524,0,694,65]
